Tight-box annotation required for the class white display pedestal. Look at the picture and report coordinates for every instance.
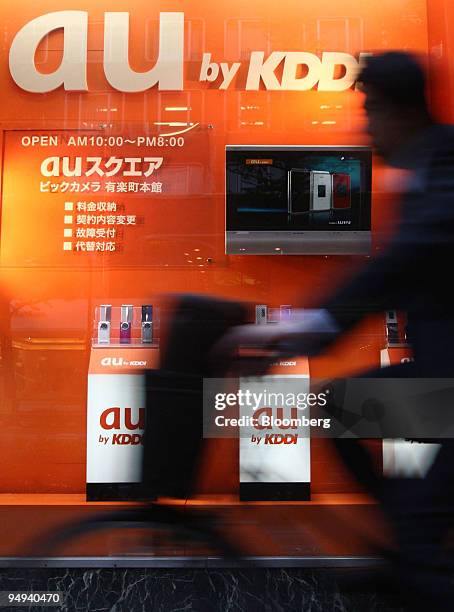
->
[86,345,159,500]
[381,347,440,478]
[239,357,311,500]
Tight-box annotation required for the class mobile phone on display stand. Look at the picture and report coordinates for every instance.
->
[120,304,133,343]
[255,304,268,325]
[141,305,153,344]
[385,310,399,345]
[97,305,111,344]
[280,305,292,321]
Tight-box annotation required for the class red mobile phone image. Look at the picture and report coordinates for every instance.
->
[332,173,351,209]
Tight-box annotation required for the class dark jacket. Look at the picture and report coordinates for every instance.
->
[324,124,454,376]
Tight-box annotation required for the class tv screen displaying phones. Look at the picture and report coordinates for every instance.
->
[226,145,372,254]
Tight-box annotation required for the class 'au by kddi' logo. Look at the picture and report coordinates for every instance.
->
[100,357,147,367]
[9,11,370,94]
[98,406,145,446]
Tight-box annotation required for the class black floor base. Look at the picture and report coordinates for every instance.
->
[239,482,311,501]
[87,482,311,502]
[86,483,156,502]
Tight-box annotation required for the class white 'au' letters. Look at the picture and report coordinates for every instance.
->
[9,11,185,93]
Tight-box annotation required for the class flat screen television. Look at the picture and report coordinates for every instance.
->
[226,145,372,255]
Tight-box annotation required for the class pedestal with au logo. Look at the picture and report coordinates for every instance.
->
[239,357,311,501]
[86,346,159,500]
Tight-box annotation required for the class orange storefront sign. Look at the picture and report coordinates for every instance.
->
[0,0,429,493]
